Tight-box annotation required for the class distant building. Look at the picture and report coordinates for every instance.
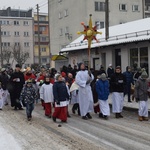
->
[0,7,34,68]
[34,13,50,68]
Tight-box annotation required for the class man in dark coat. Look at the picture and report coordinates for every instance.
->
[10,64,25,110]
[0,68,10,105]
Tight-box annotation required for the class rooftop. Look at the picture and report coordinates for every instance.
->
[61,17,150,52]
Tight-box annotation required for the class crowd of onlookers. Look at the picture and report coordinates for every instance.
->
[0,63,149,122]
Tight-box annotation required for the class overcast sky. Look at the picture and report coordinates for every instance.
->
[0,0,48,13]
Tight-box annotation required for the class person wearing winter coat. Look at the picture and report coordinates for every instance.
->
[134,70,149,121]
[110,66,126,118]
[10,64,25,110]
[52,74,69,123]
[0,68,10,105]
[40,76,54,118]
[123,66,134,102]
[20,79,37,121]
[96,73,110,120]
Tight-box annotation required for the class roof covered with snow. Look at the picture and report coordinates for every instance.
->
[61,18,150,52]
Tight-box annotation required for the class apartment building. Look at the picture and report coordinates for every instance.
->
[49,0,144,58]
[0,7,34,68]
[34,13,50,67]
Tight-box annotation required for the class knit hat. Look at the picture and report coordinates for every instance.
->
[61,72,66,77]
[16,64,21,68]
[100,73,107,80]
[109,64,112,67]
[26,79,32,84]
[55,73,61,80]
[141,70,148,79]
[1,68,6,72]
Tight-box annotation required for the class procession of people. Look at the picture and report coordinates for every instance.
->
[0,63,149,123]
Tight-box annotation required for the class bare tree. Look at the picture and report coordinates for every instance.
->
[2,47,12,64]
[12,45,29,66]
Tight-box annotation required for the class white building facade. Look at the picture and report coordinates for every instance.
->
[49,0,144,56]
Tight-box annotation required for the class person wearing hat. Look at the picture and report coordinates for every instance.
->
[40,76,54,118]
[75,62,94,120]
[107,64,114,80]
[0,68,10,105]
[9,64,25,110]
[135,69,149,121]
[96,73,110,120]
[20,79,37,121]
[52,74,70,123]
[123,66,134,102]
[110,66,126,118]
[24,67,36,81]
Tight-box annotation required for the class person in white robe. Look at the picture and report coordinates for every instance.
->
[70,82,80,115]
[40,76,54,118]
[96,73,110,120]
[75,63,94,120]
[110,66,126,118]
[134,70,149,121]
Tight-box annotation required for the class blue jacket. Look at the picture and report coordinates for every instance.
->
[53,81,69,102]
[123,71,134,85]
[96,79,109,100]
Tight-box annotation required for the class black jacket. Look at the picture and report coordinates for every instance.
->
[110,73,126,93]
[0,73,9,90]
[53,81,69,102]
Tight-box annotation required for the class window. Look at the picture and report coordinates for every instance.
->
[15,42,20,46]
[39,16,46,21]
[95,2,105,11]
[41,58,47,63]
[65,27,69,34]
[130,47,148,72]
[64,9,68,17]
[59,28,63,36]
[24,32,29,37]
[41,47,46,52]
[41,37,46,42]
[14,21,20,25]
[0,20,9,25]
[119,4,127,11]
[14,31,20,36]
[132,5,139,12]
[24,42,30,47]
[2,42,10,47]
[95,21,104,29]
[40,26,46,32]
[59,12,62,19]
[1,31,10,36]
[23,21,29,25]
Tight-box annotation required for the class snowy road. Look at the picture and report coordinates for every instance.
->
[0,104,150,150]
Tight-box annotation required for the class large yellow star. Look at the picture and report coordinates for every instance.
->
[77,14,102,48]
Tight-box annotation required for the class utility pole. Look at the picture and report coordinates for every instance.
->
[0,25,3,67]
[105,0,109,41]
[36,4,41,66]
[48,0,51,66]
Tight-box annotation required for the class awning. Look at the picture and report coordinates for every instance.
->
[51,55,68,61]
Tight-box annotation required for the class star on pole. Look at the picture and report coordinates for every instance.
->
[77,14,102,70]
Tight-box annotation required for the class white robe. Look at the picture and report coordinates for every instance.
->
[75,70,94,116]
[0,89,4,109]
[99,99,110,116]
[139,101,148,117]
[40,83,54,103]
[112,92,124,113]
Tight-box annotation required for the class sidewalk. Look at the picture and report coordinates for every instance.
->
[108,94,150,112]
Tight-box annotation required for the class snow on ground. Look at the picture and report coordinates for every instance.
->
[0,124,22,150]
